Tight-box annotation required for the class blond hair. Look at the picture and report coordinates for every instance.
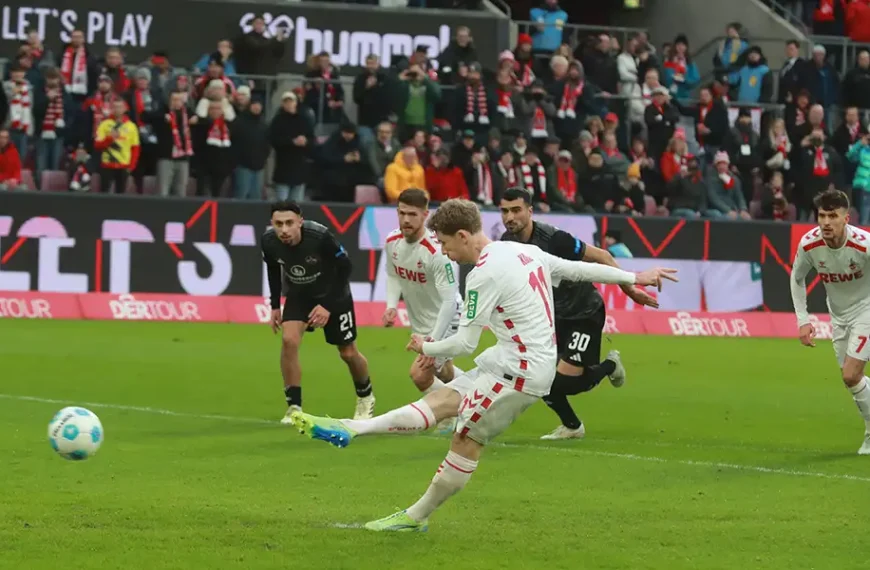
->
[427,199,482,235]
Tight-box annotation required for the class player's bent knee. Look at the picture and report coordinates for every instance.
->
[409,364,433,391]
[337,343,360,362]
[450,431,483,460]
[424,388,461,420]
[842,357,866,387]
[281,331,302,352]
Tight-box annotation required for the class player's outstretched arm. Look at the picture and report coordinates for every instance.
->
[544,251,678,289]
[410,324,485,358]
[790,245,815,346]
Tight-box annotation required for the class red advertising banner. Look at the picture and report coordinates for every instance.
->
[0,291,82,319]
[0,292,830,342]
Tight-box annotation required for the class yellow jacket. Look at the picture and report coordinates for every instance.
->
[384,151,426,203]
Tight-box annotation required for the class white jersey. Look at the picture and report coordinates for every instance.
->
[461,242,559,396]
[792,225,870,325]
[385,229,462,338]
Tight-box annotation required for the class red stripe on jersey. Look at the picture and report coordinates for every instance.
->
[519,359,528,371]
[444,459,475,474]
[481,397,493,409]
[386,233,403,244]
[496,306,504,313]
[504,319,515,329]
[803,240,825,252]
[409,403,430,429]
[847,241,868,253]
[492,383,504,394]
[514,377,526,392]
[420,239,437,254]
[460,426,470,436]
[475,262,487,268]
[470,412,482,423]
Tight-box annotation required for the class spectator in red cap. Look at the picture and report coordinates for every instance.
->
[148,52,174,96]
[529,0,568,54]
[513,34,538,87]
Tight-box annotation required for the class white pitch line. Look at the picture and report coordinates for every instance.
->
[3,393,869,484]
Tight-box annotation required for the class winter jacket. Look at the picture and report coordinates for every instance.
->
[154,108,196,161]
[663,59,700,101]
[668,174,709,213]
[269,110,314,186]
[384,152,426,202]
[32,86,75,140]
[353,71,395,129]
[842,64,870,107]
[778,57,809,104]
[806,62,841,108]
[580,166,621,212]
[530,5,568,52]
[644,102,680,161]
[617,52,644,123]
[396,77,441,131]
[425,164,470,201]
[437,41,479,86]
[735,61,773,103]
[707,172,747,213]
[366,138,402,179]
[0,143,22,184]
[193,53,237,77]
[848,139,870,191]
[548,79,605,143]
[234,32,285,77]
[678,99,729,148]
[233,110,271,171]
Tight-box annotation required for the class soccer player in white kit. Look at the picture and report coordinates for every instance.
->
[382,190,464,408]
[290,199,678,531]
[791,189,870,455]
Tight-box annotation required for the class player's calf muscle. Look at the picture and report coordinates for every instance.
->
[450,432,484,461]
[842,357,866,386]
[423,389,461,422]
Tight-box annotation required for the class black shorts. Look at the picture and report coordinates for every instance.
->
[555,308,605,367]
[282,296,358,346]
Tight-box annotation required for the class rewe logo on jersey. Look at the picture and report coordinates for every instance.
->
[819,270,864,283]
[238,14,451,69]
[394,266,427,284]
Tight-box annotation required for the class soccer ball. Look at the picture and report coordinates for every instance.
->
[47,407,104,460]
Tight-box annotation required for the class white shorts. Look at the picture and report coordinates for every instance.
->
[447,368,538,445]
[832,318,870,367]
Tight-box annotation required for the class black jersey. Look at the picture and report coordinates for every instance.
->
[261,220,352,310]
[501,221,604,321]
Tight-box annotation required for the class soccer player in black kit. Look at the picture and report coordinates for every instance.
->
[499,188,658,439]
[261,201,375,424]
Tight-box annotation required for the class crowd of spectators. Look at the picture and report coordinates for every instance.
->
[2,0,870,225]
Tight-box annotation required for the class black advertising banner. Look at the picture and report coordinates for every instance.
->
[0,192,821,313]
[0,1,508,75]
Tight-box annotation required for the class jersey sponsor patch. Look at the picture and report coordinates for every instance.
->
[466,290,479,319]
[445,263,456,284]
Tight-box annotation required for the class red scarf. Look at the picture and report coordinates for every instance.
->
[720,172,736,189]
[531,106,548,139]
[558,81,584,118]
[496,88,514,118]
[475,161,493,204]
[465,82,489,124]
[60,45,88,95]
[497,162,518,186]
[775,134,790,155]
[514,60,535,87]
[795,107,806,126]
[603,146,621,158]
[557,167,577,202]
[169,109,193,158]
[41,88,65,139]
[815,0,839,22]
[322,66,337,100]
[133,89,150,127]
[206,117,231,148]
[87,91,116,137]
[9,80,32,134]
[665,57,687,76]
[813,146,829,176]
[848,122,861,141]
[520,159,547,199]
[630,151,646,162]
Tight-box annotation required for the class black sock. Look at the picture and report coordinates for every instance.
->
[285,386,302,408]
[584,360,616,385]
[354,377,372,398]
[542,394,582,430]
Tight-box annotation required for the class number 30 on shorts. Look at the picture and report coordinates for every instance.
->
[338,311,354,332]
[568,332,591,352]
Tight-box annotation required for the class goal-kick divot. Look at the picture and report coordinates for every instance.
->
[3,393,869,485]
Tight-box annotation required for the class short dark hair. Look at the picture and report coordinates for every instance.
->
[814,189,850,212]
[786,40,800,48]
[397,188,429,209]
[427,199,482,235]
[271,200,302,216]
[501,187,532,204]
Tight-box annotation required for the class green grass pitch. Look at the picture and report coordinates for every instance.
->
[2,320,870,569]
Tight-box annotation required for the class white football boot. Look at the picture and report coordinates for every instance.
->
[281,405,302,425]
[608,350,626,388]
[858,432,870,455]
[354,394,376,420]
[540,424,586,440]
[435,417,457,435]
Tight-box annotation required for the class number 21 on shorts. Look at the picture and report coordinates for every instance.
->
[339,311,354,332]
